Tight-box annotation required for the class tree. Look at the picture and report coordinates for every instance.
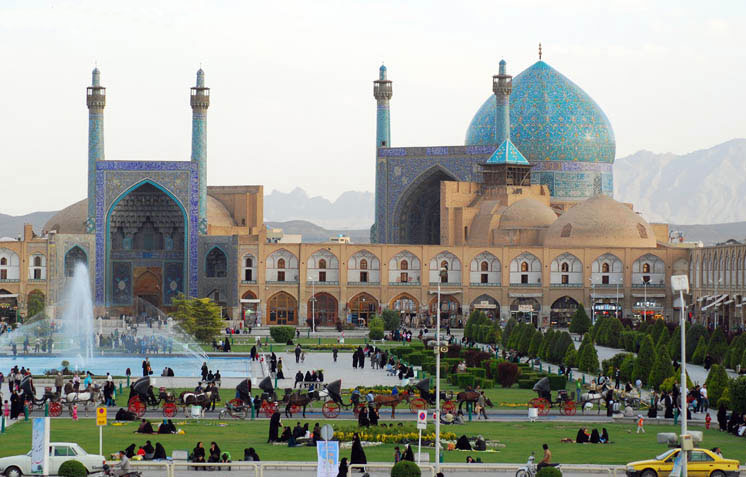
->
[369,316,385,340]
[620,354,636,382]
[381,309,401,331]
[685,324,708,360]
[519,326,534,354]
[705,364,730,407]
[668,325,682,361]
[171,294,223,342]
[528,331,543,357]
[569,304,591,335]
[648,348,675,391]
[606,318,624,348]
[728,376,746,413]
[539,329,555,361]
[691,335,708,365]
[649,319,666,344]
[708,328,728,363]
[465,310,486,340]
[577,340,600,373]
[551,332,573,364]
[496,362,521,387]
[634,335,656,384]
[577,333,592,357]
[502,318,517,347]
[563,346,577,368]
[27,290,45,318]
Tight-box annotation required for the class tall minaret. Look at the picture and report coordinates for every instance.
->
[492,59,512,144]
[190,68,210,233]
[86,67,106,232]
[373,64,392,147]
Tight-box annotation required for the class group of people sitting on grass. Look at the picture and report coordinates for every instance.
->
[575,427,610,444]
[190,441,232,470]
[134,418,177,434]
[119,441,168,460]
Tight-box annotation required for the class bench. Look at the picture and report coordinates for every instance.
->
[172,450,189,461]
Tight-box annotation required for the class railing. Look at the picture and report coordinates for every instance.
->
[240,280,257,284]
[265,280,299,285]
[306,280,339,286]
[28,278,47,283]
[509,282,542,287]
[550,283,583,288]
[429,281,460,286]
[594,283,623,288]
[470,282,501,287]
[632,283,665,288]
[0,279,19,283]
[127,460,682,477]
[347,281,380,286]
[389,281,420,286]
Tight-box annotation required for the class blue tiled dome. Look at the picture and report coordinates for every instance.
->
[465,61,615,164]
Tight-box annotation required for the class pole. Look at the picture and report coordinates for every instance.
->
[644,281,647,322]
[99,426,103,456]
[417,428,422,465]
[435,280,441,470]
[679,288,688,477]
[312,280,315,334]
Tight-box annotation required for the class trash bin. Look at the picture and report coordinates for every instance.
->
[528,407,538,422]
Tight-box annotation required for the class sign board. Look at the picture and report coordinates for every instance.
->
[320,424,334,441]
[316,440,339,477]
[31,417,50,475]
[518,305,533,312]
[417,410,427,430]
[96,407,107,426]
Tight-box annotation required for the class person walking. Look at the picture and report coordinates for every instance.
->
[295,344,302,364]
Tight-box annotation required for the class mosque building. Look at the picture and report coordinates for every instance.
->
[3,51,739,331]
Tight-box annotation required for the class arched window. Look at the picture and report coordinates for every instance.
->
[0,258,6,266]
[205,248,227,278]
[602,263,610,273]
[33,256,42,267]
[480,261,489,272]
[360,259,368,270]
[561,262,569,273]
[440,260,449,270]
[521,262,528,272]
[64,246,87,278]
[642,263,650,273]
[401,260,409,270]
[277,258,286,269]
[318,259,327,269]
[245,257,253,268]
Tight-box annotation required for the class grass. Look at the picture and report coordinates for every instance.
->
[0,419,741,465]
[200,337,408,353]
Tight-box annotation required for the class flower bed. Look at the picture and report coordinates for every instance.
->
[332,425,457,444]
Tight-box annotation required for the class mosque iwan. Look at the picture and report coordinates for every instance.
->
[0,51,741,331]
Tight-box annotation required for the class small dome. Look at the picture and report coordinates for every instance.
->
[499,198,556,230]
[543,195,656,248]
[44,195,236,234]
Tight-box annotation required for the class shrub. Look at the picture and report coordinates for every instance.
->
[58,461,87,477]
[708,328,728,363]
[528,331,543,357]
[705,364,730,407]
[381,309,401,331]
[569,304,591,335]
[550,332,573,364]
[467,367,486,379]
[649,319,667,343]
[548,375,567,390]
[502,318,518,347]
[686,324,709,360]
[369,317,385,340]
[457,374,475,388]
[519,327,535,354]
[577,341,599,374]
[620,354,636,383]
[691,336,708,365]
[729,376,746,413]
[634,335,655,384]
[269,326,295,343]
[668,325,682,361]
[648,348,675,391]
[563,346,577,368]
[391,460,421,477]
[605,318,623,348]
[536,466,563,477]
[496,362,521,387]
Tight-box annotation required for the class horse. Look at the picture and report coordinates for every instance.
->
[179,388,219,415]
[456,390,493,413]
[63,386,103,416]
[580,392,605,414]
[282,389,322,418]
[372,391,411,418]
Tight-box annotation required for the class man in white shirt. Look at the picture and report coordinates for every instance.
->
[700,385,709,413]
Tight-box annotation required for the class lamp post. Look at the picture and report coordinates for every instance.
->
[429,266,451,471]
[642,278,649,321]
[671,275,690,477]
[308,276,316,334]
[589,277,595,324]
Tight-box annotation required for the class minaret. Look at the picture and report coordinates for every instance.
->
[190,68,210,233]
[86,67,106,232]
[373,64,392,147]
[492,59,512,144]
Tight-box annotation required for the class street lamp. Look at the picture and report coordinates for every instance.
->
[589,277,595,324]
[308,276,316,334]
[642,278,649,321]
[429,266,450,470]
[671,275,690,477]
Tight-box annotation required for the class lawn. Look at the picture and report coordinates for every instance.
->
[1,419,741,465]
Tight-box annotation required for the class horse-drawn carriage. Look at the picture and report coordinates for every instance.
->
[321,379,360,418]
[127,377,177,417]
[528,377,576,416]
[221,379,253,419]
[257,377,279,418]
[408,379,457,414]
[20,376,67,417]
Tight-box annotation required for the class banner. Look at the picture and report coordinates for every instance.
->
[669,452,683,477]
[31,417,50,475]
[316,440,339,477]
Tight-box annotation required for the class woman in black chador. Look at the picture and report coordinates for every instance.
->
[267,411,282,443]
[350,433,367,470]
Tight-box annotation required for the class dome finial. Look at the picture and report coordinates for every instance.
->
[538,42,542,61]
[379,63,387,80]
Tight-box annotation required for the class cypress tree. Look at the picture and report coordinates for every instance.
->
[648,348,675,391]
[668,325,682,361]
[569,304,591,335]
[685,324,708,360]
[708,328,728,363]
[705,364,730,406]
[634,335,656,384]
[577,340,600,373]
[528,331,543,357]
[564,346,577,368]
[502,318,517,347]
[691,335,708,365]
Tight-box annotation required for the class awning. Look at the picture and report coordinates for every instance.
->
[591,293,624,299]
[697,296,707,302]
[240,299,261,304]
[0,294,18,298]
[428,290,462,296]
[473,303,497,309]
[723,300,735,306]
[702,294,727,311]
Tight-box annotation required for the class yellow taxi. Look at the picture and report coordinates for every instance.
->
[626,448,740,477]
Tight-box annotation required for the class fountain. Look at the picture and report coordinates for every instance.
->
[60,262,95,364]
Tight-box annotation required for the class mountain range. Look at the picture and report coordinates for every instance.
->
[4,139,746,244]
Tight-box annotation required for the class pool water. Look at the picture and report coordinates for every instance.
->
[0,355,253,377]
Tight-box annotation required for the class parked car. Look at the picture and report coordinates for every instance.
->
[626,448,739,477]
[0,442,105,477]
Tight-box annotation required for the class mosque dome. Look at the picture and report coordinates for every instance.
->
[44,195,236,234]
[543,195,656,248]
[498,198,556,230]
[465,60,615,164]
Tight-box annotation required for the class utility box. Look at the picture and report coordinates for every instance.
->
[681,434,694,451]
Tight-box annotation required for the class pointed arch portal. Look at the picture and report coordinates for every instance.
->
[395,166,457,244]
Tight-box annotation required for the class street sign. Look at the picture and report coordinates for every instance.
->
[417,410,427,430]
[320,424,334,441]
[96,407,107,426]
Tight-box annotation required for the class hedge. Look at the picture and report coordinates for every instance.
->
[59,461,87,477]
[467,367,486,379]
[391,460,421,477]
[457,374,475,388]
[548,375,567,390]
[269,326,295,343]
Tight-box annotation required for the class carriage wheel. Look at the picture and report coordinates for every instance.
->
[128,396,140,406]
[441,400,456,414]
[409,397,427,414]
[536,398,550,416]
[49,402,62,417]
[163,403,177,417]
[322,401,340,419]
[562,401,577,416]
[353,403,365,416]
[228,398,243,410]
[261,401,277,418]
[131,401,146,417]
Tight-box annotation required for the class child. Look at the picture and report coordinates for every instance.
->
[3,400,9,419]
[705,413,711,430]
[636,414,645,433]
[72,404,78,421]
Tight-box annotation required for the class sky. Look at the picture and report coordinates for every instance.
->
[0,0,744,215]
